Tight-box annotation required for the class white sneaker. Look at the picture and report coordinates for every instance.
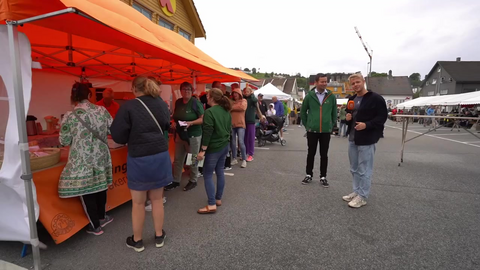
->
[241,160,247,168]
[342,192,358,202]
[348,196,367,208]
[145,204,152,211]
[231,159,238,165]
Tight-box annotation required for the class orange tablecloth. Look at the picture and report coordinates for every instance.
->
[32,135,175,244]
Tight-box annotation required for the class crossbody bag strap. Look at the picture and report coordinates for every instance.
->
[136,98,164,135]
[73,110,108,145]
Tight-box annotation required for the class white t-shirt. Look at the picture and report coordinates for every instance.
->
[267,108,276,116]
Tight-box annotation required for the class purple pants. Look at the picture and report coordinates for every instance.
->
[245,123,256,156]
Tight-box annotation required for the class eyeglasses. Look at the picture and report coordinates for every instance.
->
[181,88,192,92]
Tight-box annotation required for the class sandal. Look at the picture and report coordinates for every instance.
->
[216,200,222,207]
[197,205,216,214]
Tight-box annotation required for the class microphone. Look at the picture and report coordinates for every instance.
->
[347,100,355,112]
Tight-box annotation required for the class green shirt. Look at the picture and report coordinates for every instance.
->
[339,108,347,120]
[173,98,204,137]
[202,105,232,153]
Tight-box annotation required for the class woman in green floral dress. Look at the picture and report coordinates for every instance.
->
[59,83,113,236]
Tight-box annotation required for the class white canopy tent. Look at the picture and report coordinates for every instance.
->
[441,91,480,106]
[396,92,480,109]
[461,94,480,105]
[337,98,349,105]
[254,83,292,101]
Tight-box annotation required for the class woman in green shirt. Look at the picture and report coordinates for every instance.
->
[166,82,204,192]
[196,88,232,214]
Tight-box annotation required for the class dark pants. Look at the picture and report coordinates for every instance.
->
[80,190,107,229]
[306,132,331,178]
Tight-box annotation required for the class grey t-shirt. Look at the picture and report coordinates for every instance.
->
[349,96,364,141]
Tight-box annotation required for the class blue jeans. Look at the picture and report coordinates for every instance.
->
[348,141,376,199]
[339,121,347,137]
[203,145,229,205]
[231,127,246,160]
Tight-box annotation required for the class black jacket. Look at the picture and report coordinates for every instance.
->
[256,100,267,119]
[346,91,387,145]
[111,95,170,157]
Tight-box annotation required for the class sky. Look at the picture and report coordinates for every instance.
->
[194,0,480,79]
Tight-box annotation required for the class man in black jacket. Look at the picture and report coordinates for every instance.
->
[342,73,387,208]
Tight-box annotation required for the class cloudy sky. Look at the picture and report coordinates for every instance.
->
[195,0,480,79]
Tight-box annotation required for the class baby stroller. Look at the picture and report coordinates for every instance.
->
[256,115,287,147]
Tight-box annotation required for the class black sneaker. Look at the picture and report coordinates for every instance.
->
[164,182,180,191]
[155,230,166,248]
[302,175,313,185]
[320,177,329,188]
[126,236,145,252]
[183,181,197,191]
[86,225,104,236]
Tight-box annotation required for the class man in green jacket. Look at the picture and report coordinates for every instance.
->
[300,73,337,187]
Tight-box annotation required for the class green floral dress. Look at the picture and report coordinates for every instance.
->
[58,100,113,198]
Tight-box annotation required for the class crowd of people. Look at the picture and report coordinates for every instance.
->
[56,71,389,254]
[58,77,292,252]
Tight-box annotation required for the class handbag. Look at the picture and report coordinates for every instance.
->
[136,98,165,136]
[73,110,108,145]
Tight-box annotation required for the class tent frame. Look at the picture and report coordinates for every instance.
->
[396,115,480,166]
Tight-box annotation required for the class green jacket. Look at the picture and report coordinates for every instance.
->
[201,105,232,154]
[244,94,258,124]
[301,89,337,133]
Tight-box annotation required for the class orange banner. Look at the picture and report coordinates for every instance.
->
[32,136,175,244]
[32,147,129,244]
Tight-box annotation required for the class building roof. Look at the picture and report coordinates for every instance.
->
[367,76,413,96]
[439,61,480,83]
[271,78,287,89]
[184,0,206,38]
[283,78,297,94]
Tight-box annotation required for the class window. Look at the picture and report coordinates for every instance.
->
[159,18,174,30]
[440,89,448,95]
[432,79,437,84]
[132,2,152,19]
[427,91,435,96]
[179,29,191,40]
[334,87,338,92]
[426,81,430,86]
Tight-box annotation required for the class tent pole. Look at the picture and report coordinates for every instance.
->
[7,23,42,270]
[192,72,197,92]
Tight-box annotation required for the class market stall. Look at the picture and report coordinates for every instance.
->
[1,1,257,268]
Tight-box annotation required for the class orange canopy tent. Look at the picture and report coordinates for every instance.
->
[0,0,257,84]
[1,1,256,269]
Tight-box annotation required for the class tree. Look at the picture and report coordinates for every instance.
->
[409,73,421,82]
[409,72,423,87]
[252,68,257,74]
[243,68,250,72]
[413,91,421,99]
[370,71,388,77]
[270,72,274,77]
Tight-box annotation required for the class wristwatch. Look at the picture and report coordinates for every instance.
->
[199,148,206,153]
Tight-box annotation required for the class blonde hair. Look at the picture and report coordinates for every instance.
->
[348,73,364,81]
[133,76,159,98]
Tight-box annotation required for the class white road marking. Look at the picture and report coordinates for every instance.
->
[432,133,472,136]
[386,125,480,148]
[213,172,234,176]
[255,147,270,150]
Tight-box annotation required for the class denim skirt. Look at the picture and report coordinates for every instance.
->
[127,151,173,191]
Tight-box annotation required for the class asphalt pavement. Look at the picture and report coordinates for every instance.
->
[1,120,480,270]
